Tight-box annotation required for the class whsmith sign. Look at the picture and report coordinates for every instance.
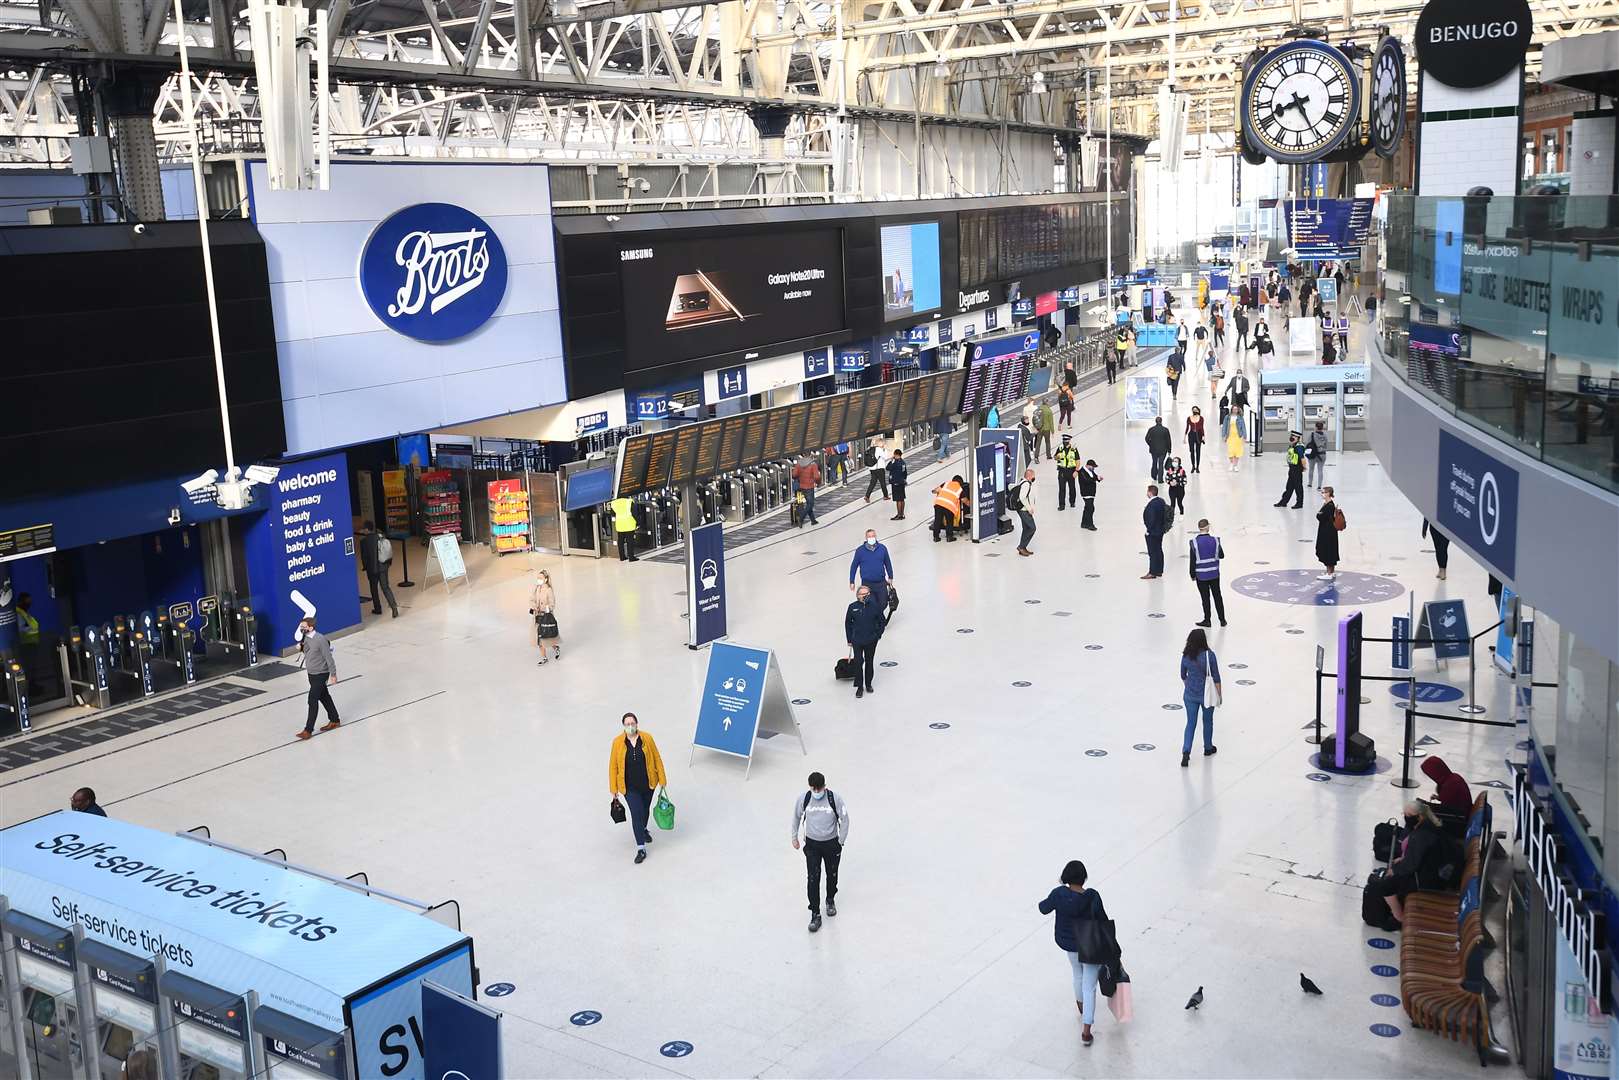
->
[1414,0,1533,89]
[1515,766,1610,1010]
[359,203,510,343]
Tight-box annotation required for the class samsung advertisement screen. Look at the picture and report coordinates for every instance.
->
[621,228,846,368]
[879,222,943,321]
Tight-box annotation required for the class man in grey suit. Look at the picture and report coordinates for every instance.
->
[295,617,341,740]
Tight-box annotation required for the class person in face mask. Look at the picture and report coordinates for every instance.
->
[791,771,851,933]
[848,529,894,612]
[609,712,668,864]
[844,585,889,699]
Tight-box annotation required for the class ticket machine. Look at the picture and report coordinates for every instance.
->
[1301,381,1338,438]
[161,973,254,1080]
[2,908,88,1080]
[255,1008,349,1080]
[1259,383,1299,452]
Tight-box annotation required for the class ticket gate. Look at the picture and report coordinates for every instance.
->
[60,626,112,711]
[152,611,199,689]
[1,655,29,736]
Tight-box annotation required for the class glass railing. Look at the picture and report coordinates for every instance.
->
[1378,194,1619,494]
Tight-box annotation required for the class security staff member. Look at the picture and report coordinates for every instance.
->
[15,591,43,696]
[1274,432,1306,509]
[1110,325,1131,383]
[610,496,639,561]
[931,476,964,542]
[1188,519,1228,627]
[1054,435,1080,511]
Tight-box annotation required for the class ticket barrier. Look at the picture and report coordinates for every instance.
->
[150,613,198,690]
[632,495,657,551]
[59,627,112,711]
[209,595,259,670]
[652,494,681,548]
[1,655,29,736]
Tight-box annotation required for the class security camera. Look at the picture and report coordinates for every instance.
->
[180,469,219,496]
[133,223,146,235]
[637,178,651,192]
[244,464,280,484]
[167,507,182,526]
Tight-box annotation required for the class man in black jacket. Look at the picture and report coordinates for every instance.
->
[359,521,399,618]
[1077,460,1102,531]
[1142,484,1169,579]
[1145,416,1172,483]
[844,585,889,699]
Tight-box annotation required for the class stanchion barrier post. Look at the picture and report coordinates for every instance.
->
[1306,666,1323,745]
[1392,703,1420,789]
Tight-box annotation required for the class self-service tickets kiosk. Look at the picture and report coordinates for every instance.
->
[1,813,478,1080]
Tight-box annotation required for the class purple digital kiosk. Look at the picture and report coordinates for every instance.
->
[1320,611,1377,772]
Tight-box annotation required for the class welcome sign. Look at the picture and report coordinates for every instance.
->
[359,203,509,342]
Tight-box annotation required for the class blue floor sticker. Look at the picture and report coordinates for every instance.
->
[1371,965,1399,977]
[570,1011,602,1026]
[1163,703,1183,710]
[1012,680,1032,687]
[880,661,898,667]
[792,698,811,705]
[1367,938,1396,950]
[1369,1023,1401,1037]
[1025,599,1042,605]
[1085,749,1108,757]
[1390,682,1463,703]
[1236,679,1256,686]
[1148,612,1166,618]
[1371,994,1400,1007]
[1133,743,1156,751]
[929,722,950,730]
[1232,570,1406,606]
[660,1041,695,1058]
[1228,663,1249,669]
[1307,773,1332,782]
[1085,644,1104,650]
[485,983,516,996]
[957,628,975,634]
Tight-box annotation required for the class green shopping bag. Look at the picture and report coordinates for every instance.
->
[653,792,676,831]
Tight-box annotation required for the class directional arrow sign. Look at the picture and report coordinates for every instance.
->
[722,717,731,731]
[290,589,318,618]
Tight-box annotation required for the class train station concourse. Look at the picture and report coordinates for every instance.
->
[1,1,1618,1078]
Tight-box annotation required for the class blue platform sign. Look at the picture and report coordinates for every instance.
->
[803,348,831,379]
[967,333,1038,365]
[985,306,1000,330]
[359,203,508,342]
[972,443,1000,542]
[575,410,609,436]
[717,365,749,400]
[686,521,726,648]
[1436,430,1518,579]
[634,394,669,421]
[836,342,871,372]
[422,982,501,1080]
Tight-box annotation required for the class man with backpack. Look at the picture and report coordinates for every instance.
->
[359,521,399,618]
[862,437,889,503]
[791,771,851,933]
[1010,467,1038,556]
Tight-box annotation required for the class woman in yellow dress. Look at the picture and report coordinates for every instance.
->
[1226,416,1246,472]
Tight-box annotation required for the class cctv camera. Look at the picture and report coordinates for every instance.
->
[133,223,146,235]
[244,464,280,485]
[637,178,651,192]
[180,469,219,496]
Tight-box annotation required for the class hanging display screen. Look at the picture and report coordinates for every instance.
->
[804,397,831,451]
[840,389,871,444]
[617,436,652,495]
[823,396,848,447]
[876,383,903,432]
[620,227,848,367]
[714,415,747,473]
[783,402,811,458]
[762,409,789,460]
[879,221,944,321]
[642,429,678,491]
[693,422,723,479]
[896,380,922,428]
[740,413,769,466]
[667,425,703,486]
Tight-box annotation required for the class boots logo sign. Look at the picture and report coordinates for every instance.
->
[359,203,509,343]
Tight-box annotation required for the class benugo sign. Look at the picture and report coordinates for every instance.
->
[1414,0,1533,89]
[359,203,509,343]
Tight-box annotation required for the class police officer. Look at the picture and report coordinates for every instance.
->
[1274,432,1306,509]
[1054,434,1080,511]
[1188,519,1228,628]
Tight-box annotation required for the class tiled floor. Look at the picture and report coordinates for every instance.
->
[0,312,1525,1078]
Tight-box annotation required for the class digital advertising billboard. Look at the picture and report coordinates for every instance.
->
[620,228,847,366]
[879,221,943,322]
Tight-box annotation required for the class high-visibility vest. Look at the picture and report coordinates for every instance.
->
[16,607,39,644]
[1055,446,1079,469]
[1192,533,1222,581]
[933,481,962,520]
[610,497,638,533]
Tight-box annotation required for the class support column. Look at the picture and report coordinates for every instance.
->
[100,68,167,221]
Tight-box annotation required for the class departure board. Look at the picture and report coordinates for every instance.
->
[840,388,870,443]
[642,429,679,491]
[996,355,1034,407]
[896,379,922,428]
[823,395,848,447]
[617,436,652,495]
[804,397,830,451]
[958,358,995,413]
[943,367,968,415]
[740,412,768,468]
[693,421,723,479]
[927,371,955,420]
[782,402,811,458]
[667,424,702,485]
[762,408,789,460]
[875,383,902,432]
[714,415,746,473]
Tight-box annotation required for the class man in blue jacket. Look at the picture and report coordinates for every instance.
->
[844,585,889,698]
[848,529,894,611]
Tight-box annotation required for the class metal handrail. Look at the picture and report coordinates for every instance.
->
[177,830,441,915]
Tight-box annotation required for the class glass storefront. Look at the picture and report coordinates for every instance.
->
[1380,194,1619,493]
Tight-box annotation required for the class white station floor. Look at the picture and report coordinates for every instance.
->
[0,325,1523,1079]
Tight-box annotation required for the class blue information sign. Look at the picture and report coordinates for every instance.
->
[803,349,831,379]
[1392,615,1411,672]
[937,318,953,344]
[359,203,509,342]
[836,342,871,371]
[979,428,1020,489]
[686,522,726,648]
[717,365,749,399]
[694,642,769,757]
[422,982,502,1080]
[1419,599,1471,660]
[972,443,1000,542]
[1435,430,1518,578]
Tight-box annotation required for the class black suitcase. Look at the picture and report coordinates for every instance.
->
[996,517,1015,535]
[835,657,857,680]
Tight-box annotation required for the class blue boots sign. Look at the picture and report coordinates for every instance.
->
[359,203,509,342]
[1436,431,1518,578]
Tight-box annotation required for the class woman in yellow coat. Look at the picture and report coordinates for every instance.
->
[609,712,668,863]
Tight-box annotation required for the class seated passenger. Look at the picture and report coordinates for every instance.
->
[1367,801,1460,926]
[1420,756,1472,812]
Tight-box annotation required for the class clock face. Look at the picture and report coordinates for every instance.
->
[1242,41,1360,163]
[1371,38,1406,158]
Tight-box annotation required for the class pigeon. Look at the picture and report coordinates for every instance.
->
[1185,986,1204,1010]
[1300,973,1323,996]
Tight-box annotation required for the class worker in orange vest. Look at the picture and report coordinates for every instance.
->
[931,476,965,543]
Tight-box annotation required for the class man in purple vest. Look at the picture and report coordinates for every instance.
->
[1188,519,1227,628]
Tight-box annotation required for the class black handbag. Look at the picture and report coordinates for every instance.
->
[537,611,560,640]
[835,657,857,680]
[610,798,626,824]
[1071,917,1116,965]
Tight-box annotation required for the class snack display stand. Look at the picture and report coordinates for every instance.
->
[487,479,531,554]
[420,469,462,538]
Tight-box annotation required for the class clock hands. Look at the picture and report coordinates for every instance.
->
[1270,91,1312,123]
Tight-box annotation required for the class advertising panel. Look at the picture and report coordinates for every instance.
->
[620,228,847,366]
[880,221,943,321]
[242,453,361,653]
